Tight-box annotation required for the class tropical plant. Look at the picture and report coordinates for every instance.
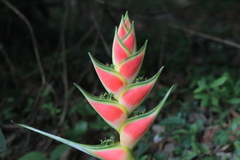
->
[0,129,6,152]
[16,12,173,160]
[193,72,240,114]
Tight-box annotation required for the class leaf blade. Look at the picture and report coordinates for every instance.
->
[0,129,6,152]
[16,123,134,160]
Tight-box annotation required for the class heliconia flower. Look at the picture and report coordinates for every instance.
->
[115,40,147,84]
[16,123,135,160]
[74,83,128,131]
[117,13,132,39]
[88,53,127,97]
[113,13,136,67]
[17,12,173,160]
[89,144,134,160]
[119,86,173,149]
[118,67,163,114]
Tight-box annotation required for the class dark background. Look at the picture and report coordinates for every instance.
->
[0,0,240,159]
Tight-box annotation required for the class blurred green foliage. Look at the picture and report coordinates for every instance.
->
[18,144,69,160]
[0,0,240,159]
[0,129,6,152]
[193,72,240,116]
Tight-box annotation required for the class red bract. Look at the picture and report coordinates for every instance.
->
[112,29,131,66]
[113,15,136,66]
[74,84,128,131]
[89,53,127,97]
[118,68,163,113]
[18,12,173,160]
[77,11,173,157]
[120,116,155,149]
[119,86,173,149]
[91,145,134,160]
[118,14,131,39]
[116,40,147,83]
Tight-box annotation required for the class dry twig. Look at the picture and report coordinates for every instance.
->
[89,1,111,56]
[169,24,240,50]
[58,0,71,126]
[0,42,19,87]
[0,0,47,124]
[0,0,46,84]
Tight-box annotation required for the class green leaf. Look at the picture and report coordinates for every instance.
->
[153,152,167,160]
[231,118,240,132]
[214,131,230,145]
[234,141,240,147]
[235,148,240,158]
[194,79,207,93]
[228,98,240,104]
[74,120,88,135]
[182,150,197,160]
[193,87,205,93]
[183,135,192,149]
[234,141,240,157]
[197,79,207,88]
[210,76,228,88]
[160,116,186,126]
[18,151,46,160]
[61,120,88,141]
[211,96,219,106]
[15,123,135,160]
[190,123,198,135]
[50,144,69,160]
[198,143,211,154]
[195,119,204,132]
[0,129,6,152]
[136,142,149,157]
[139,155,148,160]
[195,94,209,107]
[194,93,207,100]
[191,142,200,155]
[173,128,188,134]
[237,130,240,136]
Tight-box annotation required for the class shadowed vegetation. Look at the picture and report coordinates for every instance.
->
[0,0,240,159]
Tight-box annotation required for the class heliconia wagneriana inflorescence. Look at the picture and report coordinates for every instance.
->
[18,12,173,160]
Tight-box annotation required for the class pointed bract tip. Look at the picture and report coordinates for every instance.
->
[145,39,148,45]
[119,85,174,149]
[125,11,128,17]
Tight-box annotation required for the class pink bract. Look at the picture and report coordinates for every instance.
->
[18,12,173,160]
